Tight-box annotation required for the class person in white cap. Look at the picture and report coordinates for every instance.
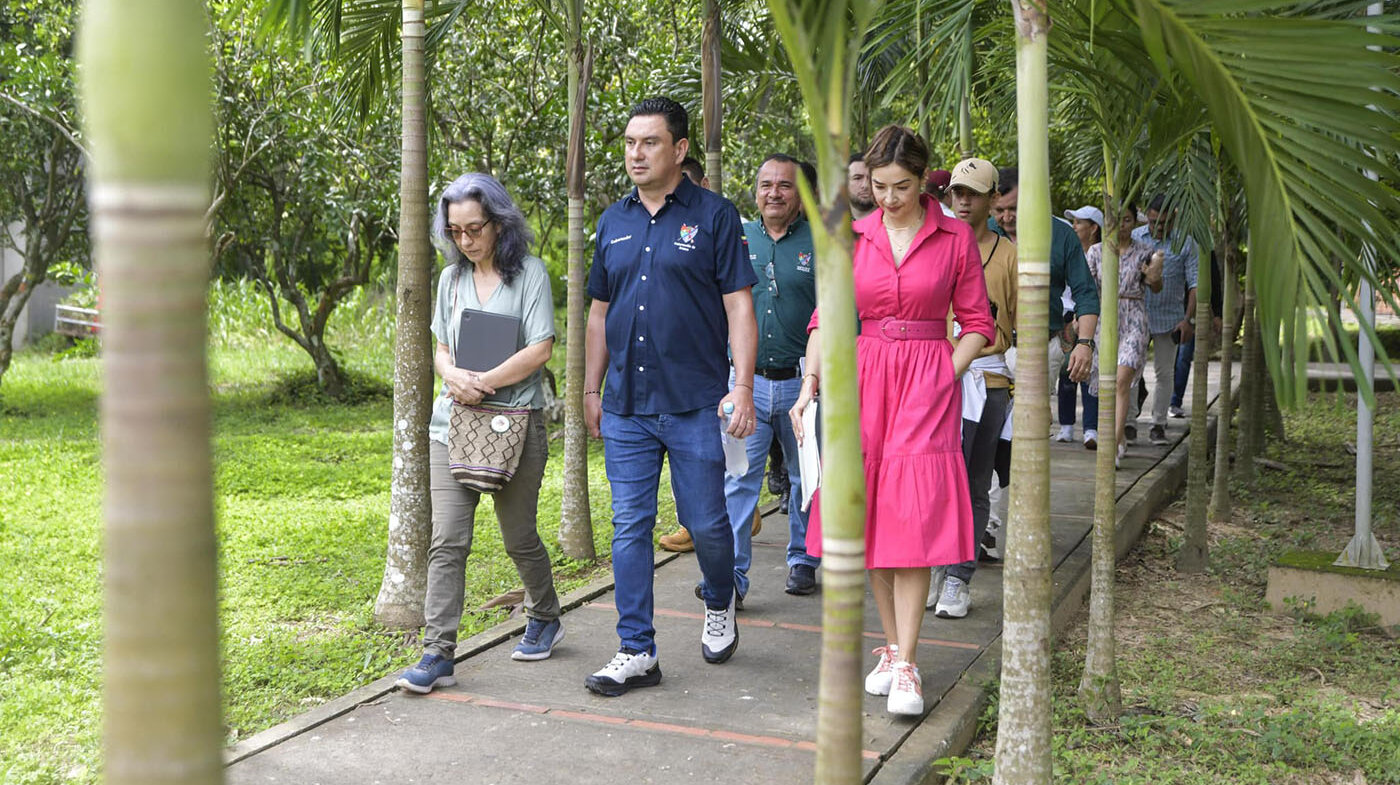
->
[930,157,1017,620]
[1057,205,1104,449]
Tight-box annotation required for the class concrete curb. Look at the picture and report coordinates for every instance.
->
[867,396,1226,785]
[224,549,680,765]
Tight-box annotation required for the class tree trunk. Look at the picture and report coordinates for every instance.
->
[995,2,1053,781]
[1209,241,1238,523]
[375,0,433,629]
[764,1,880,781]
[701,0,723,195]
[558,0,595,561]
[0,278,38,388]
[309,335,346,399]
[958,23,974,159]
[1079,166,1121,724]
[1178,242,1213,573]
[80,2,223,783]
[1233,260,1258,485]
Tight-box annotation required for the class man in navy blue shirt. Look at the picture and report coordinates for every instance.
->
[583,97,758,696]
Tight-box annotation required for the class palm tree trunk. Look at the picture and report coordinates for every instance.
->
[1209,236,1237,523]
[1178,241,1213,572]
[559,0,595,560]
[81,2,223,782]
[958,22,974,158]
[1234,260,1259,485]
[995,2,1053,781]
[1079,161,1121,724]
[701,0,723,194]
[764,2,881,781]
[375,0,433,628]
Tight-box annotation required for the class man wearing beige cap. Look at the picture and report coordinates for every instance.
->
[931,157,1017,619]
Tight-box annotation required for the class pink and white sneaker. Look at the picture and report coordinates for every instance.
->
[864,644,900,696]
[887,661,924,715]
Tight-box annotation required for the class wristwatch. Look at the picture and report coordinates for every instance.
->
[1075,337,1096,350]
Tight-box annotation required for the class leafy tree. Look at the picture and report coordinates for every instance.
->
[0,0,87,389]
[79,0,223,781]
[211,17,400,398]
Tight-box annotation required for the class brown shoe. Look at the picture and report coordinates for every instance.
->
[751,509,762,537]
[659,527,694,552]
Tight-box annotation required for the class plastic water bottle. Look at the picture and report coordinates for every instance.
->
[720,401,749,477]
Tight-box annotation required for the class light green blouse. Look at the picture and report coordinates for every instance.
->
[427,255,555,445]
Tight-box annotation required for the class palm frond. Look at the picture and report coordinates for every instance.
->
[1132,0,1400,402]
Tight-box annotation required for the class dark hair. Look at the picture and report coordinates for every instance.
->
[681,156,705,185]
[1147,193,1167,213]
[628,97,688,144]
[849,152,865,165]
[997,166,1019,196]
[431,173,534,286]
[864,125,929,180]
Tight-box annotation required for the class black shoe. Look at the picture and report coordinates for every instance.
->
[695,582,744,611]
[777,488,791,511]
[1149,424,1169,445]
[1124,424,1138,443]
[785,564,818,595]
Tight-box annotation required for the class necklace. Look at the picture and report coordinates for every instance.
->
[884,208,924,263]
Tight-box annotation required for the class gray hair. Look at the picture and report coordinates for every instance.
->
[431,173,535,286]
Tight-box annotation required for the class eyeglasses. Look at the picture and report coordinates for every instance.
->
[765,259,779,299]
[447,222,491,242]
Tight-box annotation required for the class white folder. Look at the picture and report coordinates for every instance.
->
[799,399,822,512]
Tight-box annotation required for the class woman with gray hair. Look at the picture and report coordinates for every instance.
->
[396,173,562,694]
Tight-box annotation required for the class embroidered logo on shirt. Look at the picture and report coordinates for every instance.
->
[608,234,634,246]
[679,224,699,244]
[797,251,813,272]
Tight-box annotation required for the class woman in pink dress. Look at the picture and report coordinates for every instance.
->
[790,126,994,716]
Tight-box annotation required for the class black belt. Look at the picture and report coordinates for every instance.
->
[755,366,799,381]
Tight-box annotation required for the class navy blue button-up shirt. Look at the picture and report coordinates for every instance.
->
[588,176,757,415]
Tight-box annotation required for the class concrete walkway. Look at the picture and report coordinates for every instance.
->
[226,363,1223,785]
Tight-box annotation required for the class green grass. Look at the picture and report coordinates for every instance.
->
[940,391,1400,784]
[0,282,690,785]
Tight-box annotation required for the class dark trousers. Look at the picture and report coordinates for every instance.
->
[949,387,1011,585]
[1057,369,1098,430]
[1171,336,1195,408]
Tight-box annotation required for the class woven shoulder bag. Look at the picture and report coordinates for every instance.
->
[447,403,531,493]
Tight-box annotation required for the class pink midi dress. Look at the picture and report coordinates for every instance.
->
[807,195,995,568]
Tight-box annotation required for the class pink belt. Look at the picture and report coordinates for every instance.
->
[862,317,947,342]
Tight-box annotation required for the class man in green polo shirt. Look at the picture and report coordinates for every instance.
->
[990,166,1100,382]
[709,153,821,601]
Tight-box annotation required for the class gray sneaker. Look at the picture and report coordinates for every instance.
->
[925,566,947,610]
[934,575,971,619]
[1150,424,1169,445]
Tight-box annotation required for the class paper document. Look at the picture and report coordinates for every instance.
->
[799,400,822,512]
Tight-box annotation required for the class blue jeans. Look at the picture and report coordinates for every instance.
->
[719,373,817,598]
[601,408,735,655]
[1057,369,1098,430]
[1171,336,1195,408]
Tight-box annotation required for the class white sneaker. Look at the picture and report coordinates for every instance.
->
[934,575,971,618]
[925,566,947,610]
[887,661,924,715]
[1116,441,1126,469]
[701,596,738,663]
[1054,425,1073,442]
[1083,429,1098,450]
[1169,405,1185,418]
[584,649,662,696]
[864,644,900,696]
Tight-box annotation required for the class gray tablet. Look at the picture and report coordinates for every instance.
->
[455,308,521,372]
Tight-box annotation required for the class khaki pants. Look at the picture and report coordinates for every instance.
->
[423,412,560,658]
